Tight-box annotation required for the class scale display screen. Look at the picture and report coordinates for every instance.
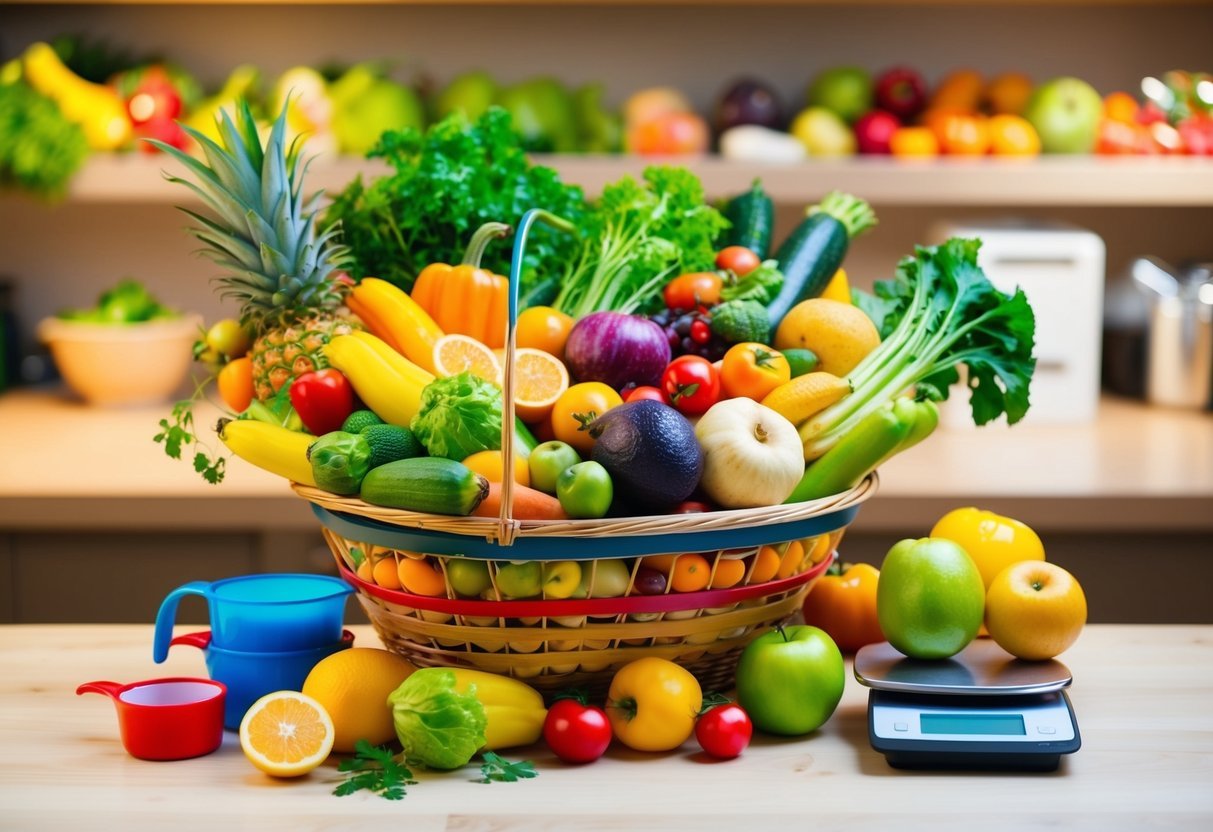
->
[920,713,1026,736]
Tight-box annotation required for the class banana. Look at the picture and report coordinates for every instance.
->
[350,278,444,373]
[324,333,432,428]
[217,419,316,486]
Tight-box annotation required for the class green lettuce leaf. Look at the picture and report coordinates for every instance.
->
[388,668,487,771]
[410,372,503,460]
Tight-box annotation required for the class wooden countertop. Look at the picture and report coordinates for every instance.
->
[1,624,1210,830]
[1,387,1210,532]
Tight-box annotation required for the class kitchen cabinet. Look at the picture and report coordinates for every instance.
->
[1,1,1210,624]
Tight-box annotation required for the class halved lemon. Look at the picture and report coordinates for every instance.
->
[239,690,335,778]
[511,347,569,424]
[432,334,502,384]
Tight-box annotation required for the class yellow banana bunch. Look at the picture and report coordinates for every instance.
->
[324,332,433,428]
[217,419,316,486]
[347,278,444,374]
[446,668,547,750]
[22,42,132,150]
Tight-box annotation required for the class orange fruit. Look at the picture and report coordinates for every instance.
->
[461,449,530,486]
[671,553,711,592]
[1103,91,1140,125]
[931,69,984,111]
[512,347,569,424]
[776,540,807,580]
[889,126,940,158]
[938,113,990,155]
[301,648,416,752]
[709,558,746,589]
[372,556,401,590]
[216,356,254,413]
[749,546,782,584]
[516,306,575,359]
[398,556,447,597]
[987,114,1041,156]
[640,554,678,574]
[983,72,1034,116]
[773,298,881,377]
[239,691,334,778]
[355,555,374,583]
[985,561,1087,661]
[432,334,501,384]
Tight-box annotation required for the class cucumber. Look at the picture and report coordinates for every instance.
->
[360,457,489,515]
[513,417,538,460]
[768,192,876,330]
[718,179,775,259]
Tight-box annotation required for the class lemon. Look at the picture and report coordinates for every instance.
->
[301,648,416,753]
[239,691,334,778]
[774,298,880,377]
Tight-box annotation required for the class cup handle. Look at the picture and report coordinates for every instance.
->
[76,680,124,701]
[152,581,211,664]
[169,631,212,650]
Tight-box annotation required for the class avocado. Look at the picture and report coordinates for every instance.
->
[589,400,704,512]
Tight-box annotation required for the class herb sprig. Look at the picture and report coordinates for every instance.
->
[334,741,417,801]
[477,752,538,784]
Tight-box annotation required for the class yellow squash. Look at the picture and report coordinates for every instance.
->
[323,333,432,428]
[217,419,316,486]
[22,42,131,150]
[348,277,444,373]
[446,668,547,750]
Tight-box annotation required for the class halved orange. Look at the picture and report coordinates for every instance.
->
[432,334,502,384]
[239,690,334,778]
[511,347,569,424]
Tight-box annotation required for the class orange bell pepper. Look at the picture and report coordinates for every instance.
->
[411,222,512,349]
[801,561,884,653]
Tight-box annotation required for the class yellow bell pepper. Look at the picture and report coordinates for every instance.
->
[411,222,512,349]
[930,507,1045,589]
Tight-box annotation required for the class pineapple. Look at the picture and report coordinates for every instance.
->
[153,98,355,401]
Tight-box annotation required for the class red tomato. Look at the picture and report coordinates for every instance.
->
[623,385,668,404]
[695,703,753,760]
[664,272,723,311]
[288,368,355,435]
[661,355,721,416]
[543,698,613,764]
[674,500,713,514]
[715,246,761,276]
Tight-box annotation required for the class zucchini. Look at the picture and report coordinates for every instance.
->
[513,417,538,460]
[360,457,489,515]
[768,191,876,329]
[718,179,775,259]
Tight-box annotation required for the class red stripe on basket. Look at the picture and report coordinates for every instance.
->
[336,553,834,617]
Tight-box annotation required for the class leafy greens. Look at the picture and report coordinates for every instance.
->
[323,108,586,292]
[802,238,1036,459]
[388,668,488,771]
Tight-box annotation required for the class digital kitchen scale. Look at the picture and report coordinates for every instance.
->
[854,639,1081,772]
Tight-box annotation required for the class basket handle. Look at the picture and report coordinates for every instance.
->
[499,209,577,543]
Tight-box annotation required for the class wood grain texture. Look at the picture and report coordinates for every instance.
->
[0,624,1210,830]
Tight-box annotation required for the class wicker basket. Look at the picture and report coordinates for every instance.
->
[295,209,879,695]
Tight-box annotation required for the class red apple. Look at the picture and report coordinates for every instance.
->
[874,67,927,121]
[854,110,901,154]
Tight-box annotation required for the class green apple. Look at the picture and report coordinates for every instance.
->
[588,558,630,598]
[446,558,491,598]
[434,70,498,123]
[496,561,542,599]
[876,537,985,659]
[542,560,582,599]
[528,441,582,494]
[806,66,873,123]
[735,625,845,736]
[556,461,613,519]
[1024,77,1103,154]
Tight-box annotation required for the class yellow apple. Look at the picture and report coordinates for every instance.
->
[985,561,1087,660]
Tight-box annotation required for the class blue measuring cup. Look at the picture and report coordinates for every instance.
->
[152,573,353,662]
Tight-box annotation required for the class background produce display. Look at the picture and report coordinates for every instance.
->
[1,32,1210,198]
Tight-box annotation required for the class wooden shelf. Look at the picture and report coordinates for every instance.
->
[0,387,1209,533]
[40,154,1213,207]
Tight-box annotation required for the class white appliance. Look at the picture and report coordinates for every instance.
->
[929,220,1106,425]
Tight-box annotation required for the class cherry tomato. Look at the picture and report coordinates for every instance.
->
[715,246,761,277]
[664,272,723,311]
[544,698,613,764]
[695,703,753,760]
[674,500,713,514]
[623,385,667,404]
[661,355,721,416]
[720,342,791,401]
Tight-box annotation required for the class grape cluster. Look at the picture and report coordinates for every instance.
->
[650,307,730,361]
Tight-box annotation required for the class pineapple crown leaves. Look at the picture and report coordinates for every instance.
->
[147,97,349,329]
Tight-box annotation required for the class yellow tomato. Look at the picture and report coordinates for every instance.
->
[930,507,1045,589]
[720,343,791,401]
[516,306,575,359]
[549,382,623,454]
[606,657,702,752]
[461,449,530,486]
[985,561,1086,660]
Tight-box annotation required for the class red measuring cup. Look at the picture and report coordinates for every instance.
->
[77,677,226,761]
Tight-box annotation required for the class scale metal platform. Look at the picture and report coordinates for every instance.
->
[854,639,1081,772]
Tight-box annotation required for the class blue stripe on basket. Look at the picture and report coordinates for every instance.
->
[310,503,861,560]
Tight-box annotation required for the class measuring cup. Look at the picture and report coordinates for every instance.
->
[152,573,353,662]
[76,677,226,761]
[169,629,355,730]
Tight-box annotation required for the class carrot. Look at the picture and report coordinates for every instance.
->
[472,482,568,520]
